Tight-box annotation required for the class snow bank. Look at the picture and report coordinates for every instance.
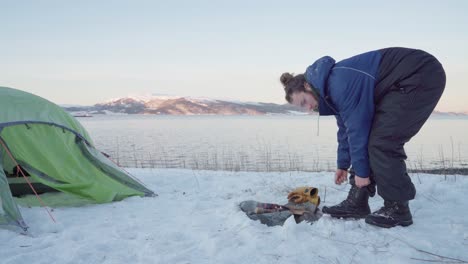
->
[1,169,467,264]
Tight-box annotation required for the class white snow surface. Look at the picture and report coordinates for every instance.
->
[1,169,467,264]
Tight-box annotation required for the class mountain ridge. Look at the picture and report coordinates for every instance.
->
[63,95,309,115]
[62,95,468,116]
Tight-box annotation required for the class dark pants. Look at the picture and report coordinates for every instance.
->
[368,57,446,202]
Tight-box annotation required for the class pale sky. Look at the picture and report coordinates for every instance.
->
[1,0,467,112]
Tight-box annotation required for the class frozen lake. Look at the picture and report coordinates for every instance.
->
[78,114,468,172]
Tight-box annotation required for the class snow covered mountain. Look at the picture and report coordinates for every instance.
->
[62,96,468,116]
[64,96,308,115]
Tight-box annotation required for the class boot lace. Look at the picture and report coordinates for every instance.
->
[338,185,359,207]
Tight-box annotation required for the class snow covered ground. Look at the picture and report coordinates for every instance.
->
[1,169,467,264]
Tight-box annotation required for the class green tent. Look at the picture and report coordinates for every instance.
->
[0,86,155,232]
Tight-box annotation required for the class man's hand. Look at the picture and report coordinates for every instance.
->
[335,169,348,185]
[355,176,370,188]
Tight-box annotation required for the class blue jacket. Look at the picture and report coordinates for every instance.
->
[305,51,382,178]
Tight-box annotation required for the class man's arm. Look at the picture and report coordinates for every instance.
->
[336,115,351,170]
[340,99,374,178]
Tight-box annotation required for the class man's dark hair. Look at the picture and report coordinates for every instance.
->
[280,72,307,103]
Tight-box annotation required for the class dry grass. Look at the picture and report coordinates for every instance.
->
[98,139,468,175]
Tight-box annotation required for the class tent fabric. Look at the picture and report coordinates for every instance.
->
[0,87,92,142]
[0,86,155,232]
[0,161,28,231]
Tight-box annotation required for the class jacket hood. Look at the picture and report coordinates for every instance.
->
[305,56,336,115]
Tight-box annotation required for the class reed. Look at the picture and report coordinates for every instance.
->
[104,137,468,174]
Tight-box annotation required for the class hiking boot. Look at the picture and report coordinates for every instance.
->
[322,176,374,219]
[365,201,413,228]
